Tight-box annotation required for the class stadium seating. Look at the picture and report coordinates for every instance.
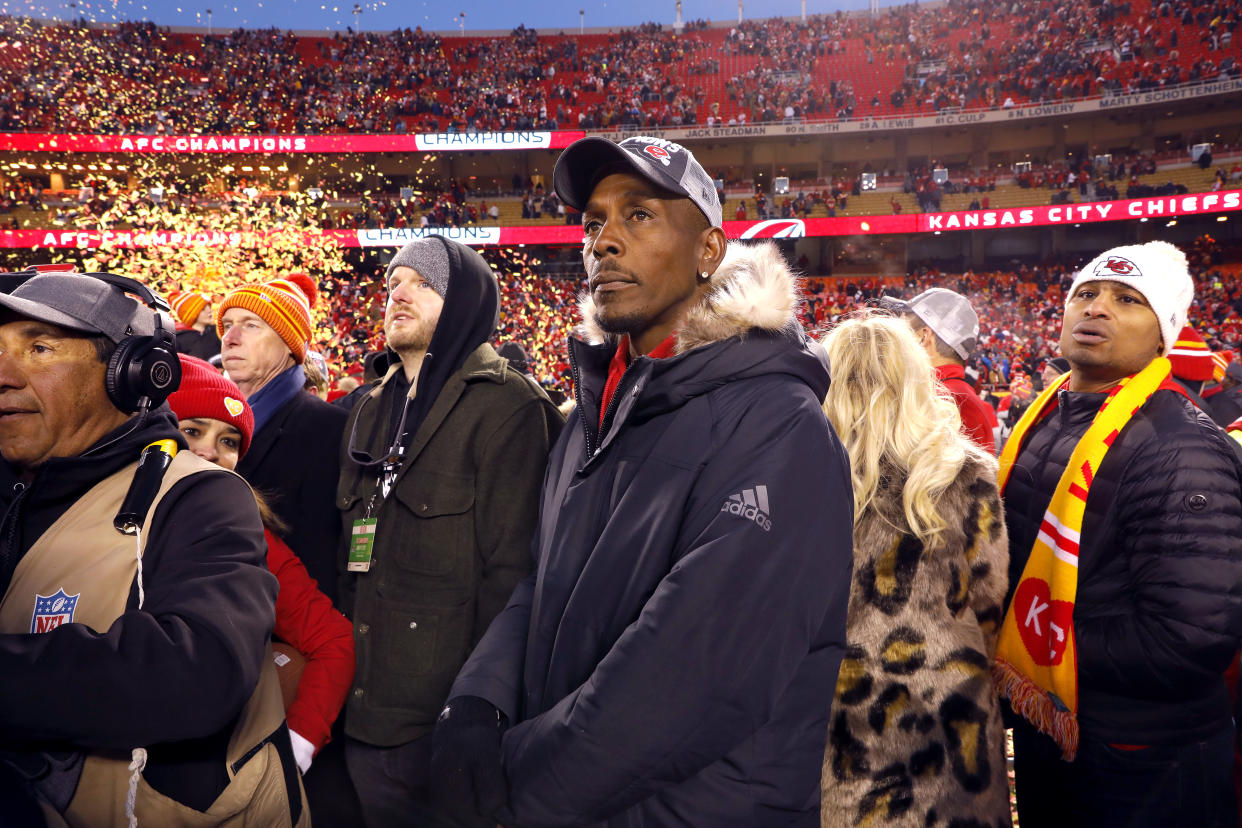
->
[0,0,1238,134]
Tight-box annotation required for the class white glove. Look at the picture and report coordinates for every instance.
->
[290,729,315,775]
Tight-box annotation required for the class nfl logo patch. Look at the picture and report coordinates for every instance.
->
[31,589,80,634]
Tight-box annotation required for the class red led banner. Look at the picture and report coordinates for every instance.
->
[917,190,1242,231]
[0,131,586,154]
[2,190,1237,249]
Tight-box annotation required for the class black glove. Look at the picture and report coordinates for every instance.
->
[430,695,509,824]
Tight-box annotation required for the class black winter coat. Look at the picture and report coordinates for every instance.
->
[452,242,854,828]
[239,389,347,606]
[1002,386,1242,745]
[0,409,276,810]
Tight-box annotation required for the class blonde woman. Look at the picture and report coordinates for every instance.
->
[819,313,1011,827]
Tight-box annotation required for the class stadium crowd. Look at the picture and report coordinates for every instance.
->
[0,0,1239,134]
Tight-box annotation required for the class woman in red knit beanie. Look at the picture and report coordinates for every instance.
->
[167,354,355,777]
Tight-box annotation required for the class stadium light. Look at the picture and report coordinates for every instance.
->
[353,3,362,32]
[206,8,212,36]
[738,0,743,23]
[580,9,584,34]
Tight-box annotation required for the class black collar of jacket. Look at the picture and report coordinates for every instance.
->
[568,329,829,465]
[0,406,185,560]
[238,388,320,474]
[570,329,829,424]
[354,342,509,478]
[368,341,510,397]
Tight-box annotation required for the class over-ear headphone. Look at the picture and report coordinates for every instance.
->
[83,272,182,414]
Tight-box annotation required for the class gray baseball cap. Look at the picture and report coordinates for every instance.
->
[881,287,979,360]
[553,136,723,228]
[0,272,155,342]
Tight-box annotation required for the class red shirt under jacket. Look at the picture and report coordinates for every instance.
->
[265,528,356,753]
[935,363,998,454]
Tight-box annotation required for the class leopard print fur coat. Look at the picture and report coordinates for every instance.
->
[821,453,1011,828]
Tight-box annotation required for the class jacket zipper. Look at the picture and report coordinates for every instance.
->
[567,342,596,456]
[0,482,29,589]
[597,367,641,451]
[568,343,642,459]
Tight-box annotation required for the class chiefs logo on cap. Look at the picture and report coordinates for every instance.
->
[643,145,672,166]
[224,396,245,417]
[1095,256,1141,278]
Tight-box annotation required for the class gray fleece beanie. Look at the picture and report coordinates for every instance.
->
[385,237,451,298]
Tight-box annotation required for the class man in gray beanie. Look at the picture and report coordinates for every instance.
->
[336,235,562,828]
[385,233,453,303]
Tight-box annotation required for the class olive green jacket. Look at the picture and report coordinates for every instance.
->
[337,343,562,746]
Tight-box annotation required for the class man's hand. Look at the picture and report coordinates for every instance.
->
[430,695,509,823]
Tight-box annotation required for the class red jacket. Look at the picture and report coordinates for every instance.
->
[265,528,356,753]
[935,364,997,453]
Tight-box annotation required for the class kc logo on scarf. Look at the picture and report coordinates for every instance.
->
[1013,578,1074,666]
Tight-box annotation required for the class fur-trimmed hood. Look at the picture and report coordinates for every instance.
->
[576,240,803,354]
[567,241,830,424]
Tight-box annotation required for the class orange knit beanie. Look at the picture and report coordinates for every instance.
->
[216,273,319,363]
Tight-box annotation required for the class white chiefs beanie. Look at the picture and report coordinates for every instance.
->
[1067,241,1194,357]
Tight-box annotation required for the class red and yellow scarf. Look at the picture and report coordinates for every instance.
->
[993,357,1173,760]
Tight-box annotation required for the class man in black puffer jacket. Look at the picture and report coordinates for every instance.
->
[1001,241,1242,828]
[429,136,854,827]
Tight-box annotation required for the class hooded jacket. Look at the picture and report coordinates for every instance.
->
[0,408,279,812]
[338,237,562,747]
[1002,386,1242,745]
[451,241,854,827]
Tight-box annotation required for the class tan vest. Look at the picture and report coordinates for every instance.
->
[0,451,309,828]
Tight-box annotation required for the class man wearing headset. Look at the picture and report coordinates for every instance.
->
[336,236,562,828]
[0,272,305,826]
